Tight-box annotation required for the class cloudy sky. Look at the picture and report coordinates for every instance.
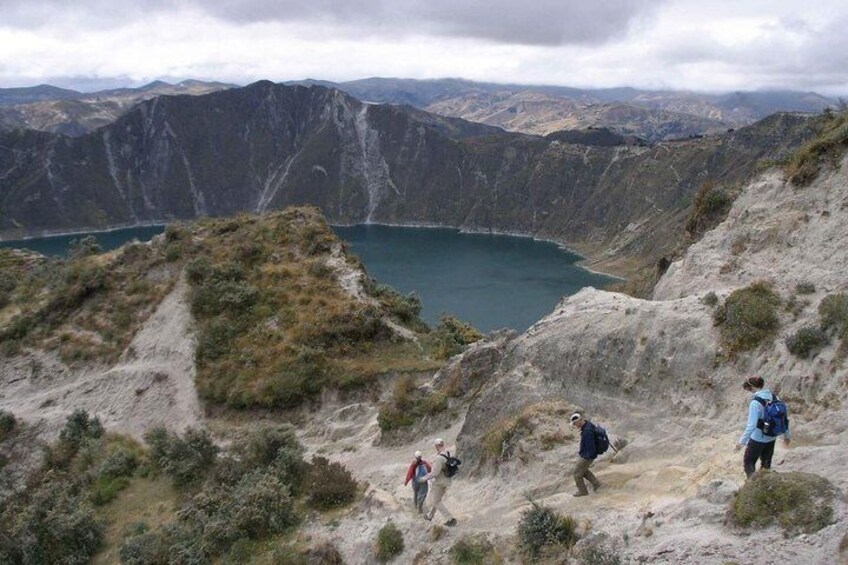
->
[1,0,847,94]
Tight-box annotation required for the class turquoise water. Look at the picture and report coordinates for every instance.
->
[333,225,613,332]
[1,223,614,332]
[0,226,165,257]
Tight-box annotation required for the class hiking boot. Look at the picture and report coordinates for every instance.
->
[445,519,457,527]
[572,491,589,497]
[423,514,432,522]
[592,483,602,492]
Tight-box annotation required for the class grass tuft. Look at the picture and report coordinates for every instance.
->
[785,108,848,186]
[714,281,781,354]
[729,471,838,535]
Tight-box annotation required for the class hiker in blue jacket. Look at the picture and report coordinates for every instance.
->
[735,376,791,478]
[570,412,602,497]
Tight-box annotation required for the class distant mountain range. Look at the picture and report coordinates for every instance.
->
[0,81,817,277]
[0,80,235,136]
[0,77,836,142]
[291,77,836,140]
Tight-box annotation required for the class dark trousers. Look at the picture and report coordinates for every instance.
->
[412,479,428,512]
[743,438,776,478]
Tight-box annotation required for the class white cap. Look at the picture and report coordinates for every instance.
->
[570,412,582,423]
[434,438,445,446]
[414,450,422,458]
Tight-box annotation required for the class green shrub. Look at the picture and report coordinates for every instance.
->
[144,427,219,487]
[190,278,258,318]
[164,224,187,243]
[89,475,131,505]
[702,291,719,307]
[0,410,16,442]
[516,502,579,559]
[430,315,483,360]
[785,325,830,359]
[69,235,102,260]
[173,471,297,559]
[370,282,423,323]
[1,479,104,565]
[195,317,240,365]
[185,256,212,285]
[306,456,358,510]
[449,534,497,564]
[59,409,104,448]
[119,531,168,565]
[795,281,816,295]
[714,282,781,353]
[306,542,345,564]
[730,471,837,535]
[819,293,848,337]
[44,409,105,469]
[223,426,307,494]
[580,546,624,565]
[227,471,298,539]
[374,521,404,562]
[376,375,449,432]
[98,447,139,478]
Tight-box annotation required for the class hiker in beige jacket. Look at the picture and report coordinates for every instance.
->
[419,438,457,526]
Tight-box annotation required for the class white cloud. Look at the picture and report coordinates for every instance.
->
[0,0,846,94]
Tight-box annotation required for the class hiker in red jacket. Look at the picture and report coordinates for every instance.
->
[404,451,431,513]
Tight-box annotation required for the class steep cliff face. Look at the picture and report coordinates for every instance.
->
[0,81,816,274]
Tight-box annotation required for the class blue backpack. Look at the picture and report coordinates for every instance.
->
[415,463,428,479]
[755,395,789,437]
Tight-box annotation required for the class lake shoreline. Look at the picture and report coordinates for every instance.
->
[1,218,627,281]
[0,221,167,243]
[331,220,627,280]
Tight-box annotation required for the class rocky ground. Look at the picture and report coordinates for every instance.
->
[288,156,848,563]
[2,156,848,563]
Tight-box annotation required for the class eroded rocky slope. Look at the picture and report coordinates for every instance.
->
[0,81,818,279]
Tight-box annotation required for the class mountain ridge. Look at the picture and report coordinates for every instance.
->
[0,81,819,278]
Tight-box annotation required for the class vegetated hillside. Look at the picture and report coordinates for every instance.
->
[0,80,234,136]
[0,208,482,563]
[0,81,819,279]
[0,208,446,436]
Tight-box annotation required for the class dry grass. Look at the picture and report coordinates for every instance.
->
[91,476,179,565]
[0,241,178,363]
[785,108,848,186]
[187,208,433,409]
[481,401,573,463]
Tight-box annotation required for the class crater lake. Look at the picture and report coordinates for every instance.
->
[333,224,614,332]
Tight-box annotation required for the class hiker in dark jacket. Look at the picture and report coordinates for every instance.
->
[570,412,602,497]
[404,451,432,513]
[735,376,791,478]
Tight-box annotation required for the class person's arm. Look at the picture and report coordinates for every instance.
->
[424,460,432,472]
[421,455,442,482]
[737,400,759,448]
[783,415,791,444]
[404,462,414,485]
